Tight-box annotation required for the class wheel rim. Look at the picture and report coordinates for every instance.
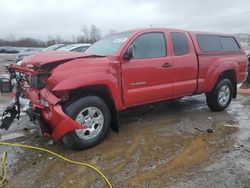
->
[218,85,230,106]
[75,107,104,140]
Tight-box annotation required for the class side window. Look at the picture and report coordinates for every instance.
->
[171,32,189,56]
[219,37,240,51]
[196,34,241,52]
[71,47,83,52]
[81,46,89,52]
[196,35,222,52]
[132,32,167,59]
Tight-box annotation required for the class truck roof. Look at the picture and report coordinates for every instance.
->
[126,27,234,37]
[122,27,242,55]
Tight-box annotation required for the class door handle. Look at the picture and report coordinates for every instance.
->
[162,62,172,68]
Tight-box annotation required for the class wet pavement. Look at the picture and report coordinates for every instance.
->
[0,54,250,188]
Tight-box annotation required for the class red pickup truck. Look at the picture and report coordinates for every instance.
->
[1,28,248,150]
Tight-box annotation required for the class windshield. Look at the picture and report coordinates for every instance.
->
[42,44,65,51]
[85,32,132,56]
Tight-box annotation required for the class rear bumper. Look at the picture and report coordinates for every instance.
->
[21,87,85,140]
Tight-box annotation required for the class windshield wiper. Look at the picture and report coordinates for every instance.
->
[87,54,106,58]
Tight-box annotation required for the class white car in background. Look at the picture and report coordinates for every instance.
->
[16,43,92,66]
[16,43,92,111]
[56,43,91,52]
[16,43,92,76]
[16,44,66,62]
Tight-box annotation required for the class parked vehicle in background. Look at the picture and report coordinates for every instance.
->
[1,28,248,150]
[0,47,43,54]
[0,47,19,54]
[236,34,250,87]
[16,43,92,63]
[56,43,91,52]
[236,33,250,56]
[15,43,92,109]
[15,44,66,62]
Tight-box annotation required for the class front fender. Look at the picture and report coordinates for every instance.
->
[52,73,123,110]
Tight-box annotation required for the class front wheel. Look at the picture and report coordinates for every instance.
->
[62,96,111,150]
[206,78,233,111]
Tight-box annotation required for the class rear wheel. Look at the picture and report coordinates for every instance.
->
[62,96,110,150]
[206,78,233,111]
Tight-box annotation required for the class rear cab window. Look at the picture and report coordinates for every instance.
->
[219,37,240,51]
[196,34,241,52]
[170,32,190,56]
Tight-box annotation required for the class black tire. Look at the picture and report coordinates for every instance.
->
[206,78,233,111]
[62,96,110,150]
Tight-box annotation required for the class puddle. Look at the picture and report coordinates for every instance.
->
[127,125,234,186]
[227,96,250,140]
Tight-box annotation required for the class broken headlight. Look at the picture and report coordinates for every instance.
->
[28,75,46,89]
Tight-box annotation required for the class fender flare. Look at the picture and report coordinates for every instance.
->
[205,61,238,92]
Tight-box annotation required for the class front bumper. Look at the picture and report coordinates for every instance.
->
[0,86,85,140]
[1,64,86,140]
[24,87,85,140]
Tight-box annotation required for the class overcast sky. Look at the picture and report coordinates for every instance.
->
[1,0,250,41]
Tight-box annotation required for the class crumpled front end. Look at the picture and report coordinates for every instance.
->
[0,63,86,141]
[23,87,85,140]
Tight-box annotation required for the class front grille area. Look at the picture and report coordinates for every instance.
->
[28,75,46,89]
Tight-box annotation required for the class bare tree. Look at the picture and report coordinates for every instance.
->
[76,35,85,43]
[7,33,16,41]
[81,25,90,42]
[90,25,101,42]
[0,25,104,48]
[56,35,62,43]
[80,24,101,43]
[72,35,76,43]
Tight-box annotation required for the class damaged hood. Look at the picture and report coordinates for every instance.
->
[22,51,91,69]
[46,56,115,90]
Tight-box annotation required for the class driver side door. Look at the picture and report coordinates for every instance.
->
[121,31,173,107]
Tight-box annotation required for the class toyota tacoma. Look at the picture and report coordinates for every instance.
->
[1,28,248,150]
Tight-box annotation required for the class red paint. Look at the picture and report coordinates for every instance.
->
[20,87,84,140]
[9,28,248,140]
[48,105,85,140]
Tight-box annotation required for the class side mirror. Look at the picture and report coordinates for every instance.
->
[123,45,134,61]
